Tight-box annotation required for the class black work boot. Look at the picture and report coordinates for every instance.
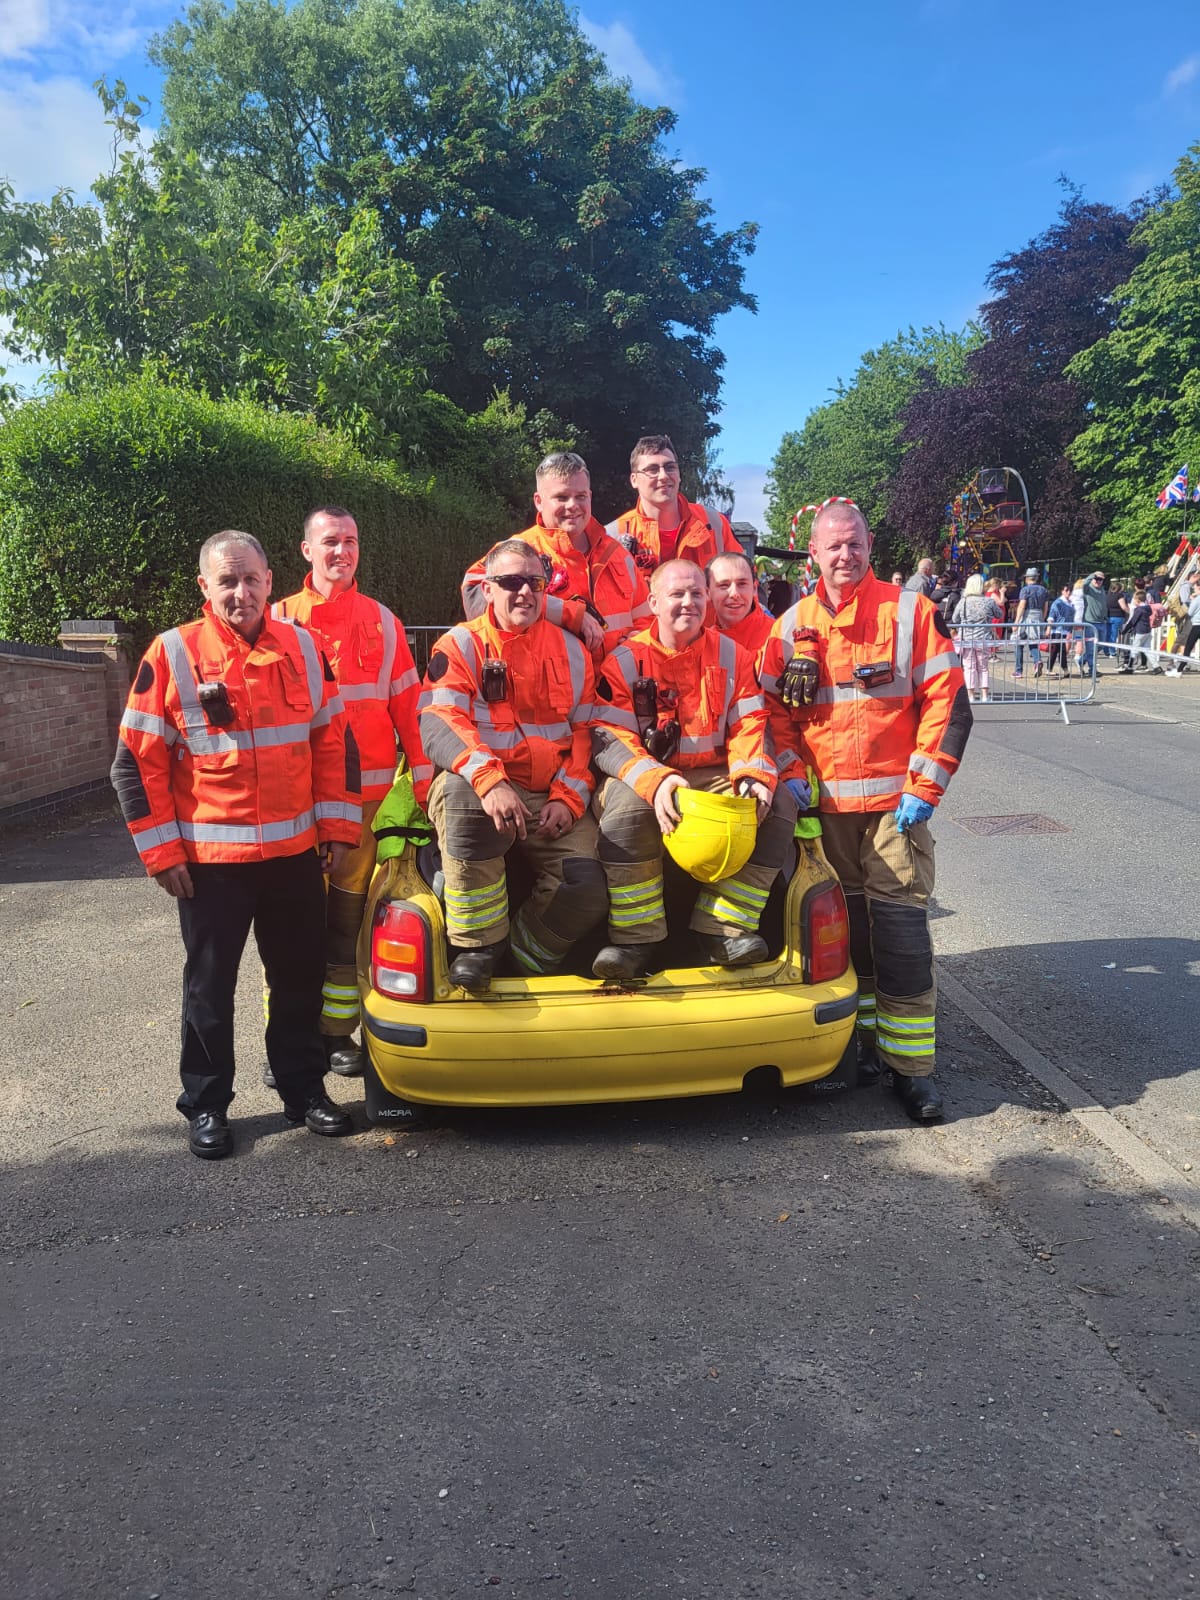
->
[891,1072,944,1122]
[697,932,769,968]
[283,1091,354,1137]
[856,1037,885,1086]
[448,943,504,993]
[592,943,663,980]
[188,1109,233,1160]
[324,1034,365,1077]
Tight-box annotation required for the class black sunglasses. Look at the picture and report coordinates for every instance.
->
[490,573,547,593]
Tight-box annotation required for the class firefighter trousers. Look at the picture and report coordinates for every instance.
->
[593,767,797,943]
[427,772,607,975]
[177,852,328,1116]
[818,810,937,1079]
[320,796,382,1039]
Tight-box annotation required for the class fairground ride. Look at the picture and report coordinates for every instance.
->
[946,466,1031,571]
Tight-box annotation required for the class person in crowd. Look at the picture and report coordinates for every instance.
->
[1105,580,1130,658]
[760,499,971,1123]
[952,574,1003,702]
[1013,566,1050,679]
[905,558,935,596]
[110,531,362,1160]
[707,550,775,657]
[1080,571,1109,675]
[589,559,793,980]
[420,541,606,991]
[1166,582,1200,675]
[1047,583,1076,678]
[462,452,650,662]
[932,570,962,622]
[1118,589,1153,673]
[272,505,428,1078]
[606,434,742,574]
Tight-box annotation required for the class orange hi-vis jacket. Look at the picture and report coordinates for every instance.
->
[759,570,972,814]
[461,516,650,660]
[718,605,774,662]
[112,604,362,876]
[605,496,742,575]
[273,577,430,804]
[592,624,776,806]
[418,612,597,819]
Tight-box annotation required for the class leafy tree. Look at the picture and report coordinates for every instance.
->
[764,325,979,566]
[889,192,1147,567]
[1067,147,1200,573]
[148,0,758,510]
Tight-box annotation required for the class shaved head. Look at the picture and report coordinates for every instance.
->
[650,558,705,595]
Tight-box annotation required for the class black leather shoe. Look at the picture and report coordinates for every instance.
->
[188,1109,233,1160]
[325,1037,365,1077]
[283,1091,354,1137]
[891,1072,944,1122]
[697,932,769,967]
[448,943,504,992]
[856,1038,885,1085]
[592,943,662,980]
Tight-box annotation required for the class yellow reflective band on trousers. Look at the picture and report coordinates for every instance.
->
[694,877,769,932]
[511,921,561,976]
[876,1011,935,1059]
[444,876,508,939]
[321,980,360,1021]
[856,991,877,1033]
[608,875,665,930]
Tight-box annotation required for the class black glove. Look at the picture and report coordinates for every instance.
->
[646,720,681,765]
[780,653,819,711]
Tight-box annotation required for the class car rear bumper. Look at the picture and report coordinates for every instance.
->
[362,967,858,1108]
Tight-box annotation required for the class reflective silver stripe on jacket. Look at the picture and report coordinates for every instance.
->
[912,650,958,687]
[561,629,588,710]
[621,755,666,789]
[132,820,183,857]
[362,766,400,788]
[315,800,362,824]
[375,601,399,701]
[894,587,918,686]
[821,775,906,800]
[908,753,953,788]
[679,733,718,756]
[461,751,492,781]
[554,772,591,806]
[729,694,764,721]
[178,811,316,845]
[160,629,239,757]
[120,707,178,745]
[391,665,419,696]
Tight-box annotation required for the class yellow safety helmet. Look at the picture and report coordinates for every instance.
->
[665,788,758,884]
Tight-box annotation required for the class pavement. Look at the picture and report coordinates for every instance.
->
[2,664,1199,1600]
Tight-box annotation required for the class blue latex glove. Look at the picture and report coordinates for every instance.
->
[894,794,934,833]
[785,776,813,809]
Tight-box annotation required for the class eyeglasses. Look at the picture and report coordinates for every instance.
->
[635,463,679,479]
[489,573,547,593]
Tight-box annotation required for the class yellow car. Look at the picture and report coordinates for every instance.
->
[357,832,859,1123]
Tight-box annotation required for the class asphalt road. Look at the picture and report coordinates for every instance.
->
[3,667,1199,1600]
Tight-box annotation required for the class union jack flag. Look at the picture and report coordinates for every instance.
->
[1157,464,1189,508]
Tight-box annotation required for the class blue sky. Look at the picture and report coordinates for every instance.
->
[2,0,1198,526]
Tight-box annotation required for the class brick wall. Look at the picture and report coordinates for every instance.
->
[0,625,132,826]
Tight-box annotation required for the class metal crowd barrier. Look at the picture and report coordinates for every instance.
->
[405,626,448,676]
[949,620,1098,722]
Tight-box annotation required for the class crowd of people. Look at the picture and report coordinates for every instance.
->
[112,439,974,1160]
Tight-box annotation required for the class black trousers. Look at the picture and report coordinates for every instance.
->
[176,852,328,1116]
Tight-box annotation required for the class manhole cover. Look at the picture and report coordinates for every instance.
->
[953,813,1069,836]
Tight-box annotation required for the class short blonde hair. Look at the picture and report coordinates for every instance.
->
[963,574,984,597]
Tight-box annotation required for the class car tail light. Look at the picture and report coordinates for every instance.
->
[371,902,432,1003]
[803,881,850,984]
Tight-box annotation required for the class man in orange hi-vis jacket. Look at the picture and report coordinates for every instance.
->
[760,500,972,1123]
[111,530,362,1160]
[273,505,429,1077]
[707,549,774,660]
[589,558,796,981]
[461,452,650,662]
[605,433,743,575]
[420,540,607,993]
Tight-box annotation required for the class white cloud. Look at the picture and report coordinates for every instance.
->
[0,0,153,64]
[580,16,681,104]
[0,72,112,198]
[724,463,770,532]
[1164,54,1200,95]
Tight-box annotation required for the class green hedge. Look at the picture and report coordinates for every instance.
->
[0,379,515,650]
